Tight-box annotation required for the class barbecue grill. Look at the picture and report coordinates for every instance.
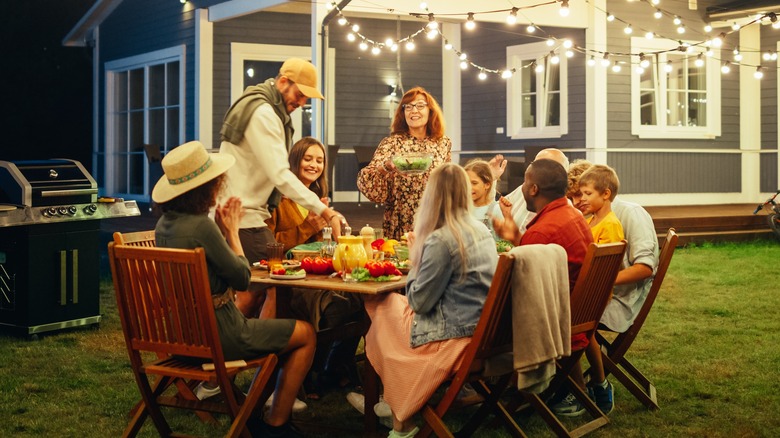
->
[0,159,140,337]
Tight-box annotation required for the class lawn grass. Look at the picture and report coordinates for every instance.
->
[1,240,779,437]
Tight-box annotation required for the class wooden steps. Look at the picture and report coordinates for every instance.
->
[646,204,776,246]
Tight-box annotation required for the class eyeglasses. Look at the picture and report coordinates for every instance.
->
[402,102,428,112]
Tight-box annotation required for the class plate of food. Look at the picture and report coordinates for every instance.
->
[253,259,301,270]
[392,153,433,175]
[269,269,306,280]
[393,259,411,274]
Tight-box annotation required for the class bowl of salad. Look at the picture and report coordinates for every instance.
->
[392,153,433,175]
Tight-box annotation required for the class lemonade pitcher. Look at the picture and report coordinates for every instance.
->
[332,235,368,272]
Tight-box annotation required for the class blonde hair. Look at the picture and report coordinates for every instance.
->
[567,159,593,199]
[410,163,480,280]
[463,159,493,185]
[578,164,620,201]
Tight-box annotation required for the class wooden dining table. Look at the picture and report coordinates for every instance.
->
[251,268,407,435]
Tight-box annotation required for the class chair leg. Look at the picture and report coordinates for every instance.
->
[602,353,659,410]
[133,374,174,437]
[461,376,527,438]
[363,359,379,434]
[227,355,279,438]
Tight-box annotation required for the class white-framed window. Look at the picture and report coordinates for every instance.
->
[506,41,568,139]
[631,37,721,139]
[105,46,185,200]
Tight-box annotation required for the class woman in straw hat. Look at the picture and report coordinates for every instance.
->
[153,141,313,437]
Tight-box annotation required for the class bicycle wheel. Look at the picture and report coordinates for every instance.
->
[768,213,780,241]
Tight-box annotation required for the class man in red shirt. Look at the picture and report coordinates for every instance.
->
[504,158,593,290]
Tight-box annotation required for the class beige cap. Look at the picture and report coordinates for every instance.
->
[279,58,325,100]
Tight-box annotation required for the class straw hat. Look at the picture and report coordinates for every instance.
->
[279,58,325,100]
[152,141,235,203]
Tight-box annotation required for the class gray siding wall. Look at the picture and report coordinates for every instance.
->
[98,0,198,185]
[213,13,441,192]
[460,23,587,157]
[605,1,742,194]
[760,28,778,192]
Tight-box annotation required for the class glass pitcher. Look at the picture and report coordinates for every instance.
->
[331,235,368,272]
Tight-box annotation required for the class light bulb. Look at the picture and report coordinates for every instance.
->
[732,22,740,31]
[465,13,476,30]
[337,15,347,26]
[664,61,673,73]
[646,32,655,39]
[601,53,611,67]
[677,25,685,34]
[385,38,394,47]
[704,23,712,32]
[427,14,438,29]
[612,61,622,73]
[371,45,380,55]
[460,61,468,70]
[774,21,780,29]
[478,70,487,80]
[390,43,398,52]
[560,0,570,17]
[587,56,596,67]
[763,51,771,61]
[351,24,360,32]
[546,38,555,47]
[550,52,560,64]
[721,62,731,74]
[695,54,704,67]
[405,39,415,51]
[347,33,356,42]
[527,24,536,33]
[535,63,544,73]
[507,8,518,25]
[246,67,254,78]
[754,66,764,79]
[624,25,633,34]
[654,10,662,19]
[712,35,723,47]
[459,53,468,61]
[501,69,513,79]
[734,52,743,62]
[359,41,368,51]
[673,16,681,25]
[639,54,650,68]
[651,0,659,4]
[635,66,645,74]
[427,28,438,39]
[607,13,615,22]
[444,40,452,50]
[563,39,573,49]
[566,50,574,58]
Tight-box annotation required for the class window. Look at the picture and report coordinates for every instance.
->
[631,37,721,139]
[105,46,185,200]
[507,41,568,139]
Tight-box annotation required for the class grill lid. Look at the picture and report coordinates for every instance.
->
[0,159,98,207]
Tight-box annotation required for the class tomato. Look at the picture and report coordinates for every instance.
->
[259,259,268,266]
[313,257,330,275]
[381,260,397,276]
[324,257,334,274]
[272,267,286,275]
[300,257,313,273]
[365,260,385,277]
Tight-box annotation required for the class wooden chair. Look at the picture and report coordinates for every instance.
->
[505,241,627,438]
[108,243,278,437]
[113,230,156,247]
[594,228,678,410]
[415,253,525,438]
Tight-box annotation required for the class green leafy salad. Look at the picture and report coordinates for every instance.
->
[393,156,432,172]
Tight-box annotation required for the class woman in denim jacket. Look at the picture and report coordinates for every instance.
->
[362,163,497,438]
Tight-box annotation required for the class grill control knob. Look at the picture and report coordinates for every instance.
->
[67,205,78,215]
[44,207,57,217]
[83,204,98,215]
[57,206,69,215]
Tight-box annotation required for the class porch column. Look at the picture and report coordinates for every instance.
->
[311,2,328,143]
[585,0,607,164]
[195,8,213,148]
[740,25,761,198]
[442,22,461,163]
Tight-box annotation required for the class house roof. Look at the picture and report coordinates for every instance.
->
[62,0,124,47]
[705,0,780,22]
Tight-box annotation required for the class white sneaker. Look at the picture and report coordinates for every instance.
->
[264,392,308,413]
[194,382,221,400]
[347,392,393,428]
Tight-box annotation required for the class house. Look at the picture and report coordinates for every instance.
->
[63,0,779,206]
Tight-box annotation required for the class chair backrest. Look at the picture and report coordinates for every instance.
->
[113,230,156,247]
[569,241,627,336]
[108,242,221,360]
[611,228,678,354]
[460,253,516,368]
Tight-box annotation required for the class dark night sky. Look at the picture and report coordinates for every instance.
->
[1,0,97,170]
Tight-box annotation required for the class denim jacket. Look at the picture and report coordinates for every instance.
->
[407,220,497,347]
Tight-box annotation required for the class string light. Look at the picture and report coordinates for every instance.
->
[359,40,368,51]
[645,31,655,40]
[559,0,570,17]
[611,61,622,73]
[526,24,536,33]
[754,66,764,79]
[550,51,560,64]
[677,24,685,34]
[460,60,469,69]
[639,53,650,68]
[507,7,518,25]
[654,9,663,19]
[721,61,731,74]
[694,54,704,67]
[346,32,356,42]
[546,38,555,47]
[534,62,545,73]
[624,24,633,35]
[501,69,513,79]
[601,52,611,67]
[606,12,615,22]
[673,16,681,25]
[478,69,487,80]
[371,44,380,55]
[444,40,452,50]
[587,56,596,67]
[427,14,438,29]
[465,13,476,30]
[563,39,573,49]
[732,22,740,31]
[405,39,415,51]
[650,0,660,4]
[351,24,360,32]
[337,15,347,26]
[704,23,712,32]
[664,61,673,73]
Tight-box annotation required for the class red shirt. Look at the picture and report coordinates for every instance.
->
[521,197,593,292]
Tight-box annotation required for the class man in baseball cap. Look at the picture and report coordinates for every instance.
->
[219,57,345,327]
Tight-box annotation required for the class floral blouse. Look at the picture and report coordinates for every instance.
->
[357,133,452,240]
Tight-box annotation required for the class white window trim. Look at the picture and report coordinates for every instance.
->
[506,41,568,139]
[631,37,721,139]
[104,45,186,200]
